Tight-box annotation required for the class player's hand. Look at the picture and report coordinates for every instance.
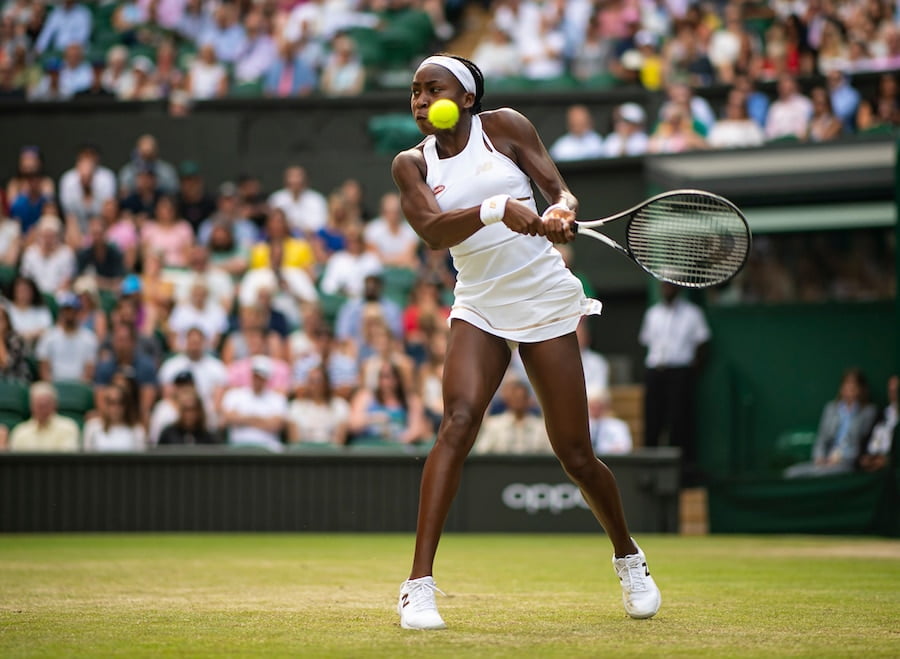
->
[501,199,546,236]
[542,203,577,244]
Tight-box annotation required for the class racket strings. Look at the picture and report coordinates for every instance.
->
[627,194,750,287]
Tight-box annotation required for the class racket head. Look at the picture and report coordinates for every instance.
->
[624,189,751,288]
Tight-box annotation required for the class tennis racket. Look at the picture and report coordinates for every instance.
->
[574,189,751,288]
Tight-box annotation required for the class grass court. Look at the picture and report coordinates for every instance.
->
[1,533,898,657]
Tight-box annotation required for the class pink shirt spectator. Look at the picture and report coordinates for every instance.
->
[141,220,194,268]
[226,357,292,394]
[106,219,139,254]
[138,0,186,30]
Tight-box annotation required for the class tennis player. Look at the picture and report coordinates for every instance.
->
[391,54,661,630]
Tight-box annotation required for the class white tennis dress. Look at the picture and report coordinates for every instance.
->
[423,113,602,343]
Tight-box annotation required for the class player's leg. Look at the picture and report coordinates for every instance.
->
[519,332,661,619]
[410,319,511,578]
[518,332,634,555]
[399,320,510,630]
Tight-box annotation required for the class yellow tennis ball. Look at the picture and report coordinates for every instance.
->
[428,99,460,129]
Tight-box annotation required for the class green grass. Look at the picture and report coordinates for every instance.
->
[0,534,898,657]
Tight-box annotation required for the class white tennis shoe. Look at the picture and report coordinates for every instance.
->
[398,576,447,630]
[613,539,661,619]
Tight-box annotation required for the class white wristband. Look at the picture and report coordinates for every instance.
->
[541,202,570,220]
[480,194,510,225]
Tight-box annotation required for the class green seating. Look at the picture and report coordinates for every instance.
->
[367,113,422,155]
[772,430,817,470]
[53,381,95,429]
[0,263,15,292]
[0,380,29,430]
[382,267,417,306]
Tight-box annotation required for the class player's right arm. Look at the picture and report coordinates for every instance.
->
[391,147,544,249]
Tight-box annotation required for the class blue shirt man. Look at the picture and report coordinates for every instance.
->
[35,1,92,53]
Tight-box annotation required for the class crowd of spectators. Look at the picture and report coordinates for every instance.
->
[0,135,634,454]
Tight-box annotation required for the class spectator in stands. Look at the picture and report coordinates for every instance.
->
[9,168,52,234]
[199,1,246,64]
[825,69,861,132]
[158,388,220,445]
[470,21,520,80]
[733,74,770,129]
[6,146,55,205]
[158,326,228,407]
[241,254,318,332]
[59,144,117,234]
[312,191,355,264]
[76,218,125,290]
[148,369,196,444]
[402,276,449,359]
[169,244,234,313]
[263,39,317,98]
[176,160,216,233]
[57,42,92,97]
[602,102,649,158]
[221,306,286,367]
[320,33,364,97]
[267,165,328,236]
[199,182,259,253]
[319,225,383,299]
[34,0,92,54]
[82,383,146,452]
[808,86,844,142]
[660,81,716,135]
[0,212,20,267]
[858,374,898,472]
[205,218,249,278]
[167,278,228,353]
[7,382,80,452]
[765,73,813,141]
[349,361,427,445]
[587,387,632,456]
[549,104,605,162]
[0,305,32,383]
[35,291,97,383]
[94,321,158,427]
[119,164,161,219]
[334,271,403,345]
[647,103,708,153]
[123,55,163,101]
[815,18,850,75]
[359,313,415,393]
[577,318,609,393]
[520,13,566,81]
[100,45,134,99]
[364,192,421,271]
[707,3,752,85]
[185,43,228,100]
[416,327,446,433]
[27,57,66,101]
[72,54,115,100]
[785,367,878,478]
[707,89,766,149]
[856,72,900,132]
[221,355,288,452]
[234,9,276,85]
[286,301,324,363]
[249,207,315,274]
[292,323,359,401]
[4,274,52,345]
[639,281,710,485]
[140,195,194,268]
[71,275,107,342]
[473,377,551,455]
[287,364,350,446]
[152,40,185,96]
[20,214,74,295]
[120,134,178,196]
[225,326,291,394]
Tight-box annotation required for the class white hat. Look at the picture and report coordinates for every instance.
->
[619,102,646,125]
[251,355,272,378]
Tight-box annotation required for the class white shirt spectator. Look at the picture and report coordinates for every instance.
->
[363,218,420,263]
[59,164,117,228]
[590,415,633,455]
[35,325,97,381]
[166,266,234,311]
[59,60,92,97]
[20,243,75,294]
[167,300,229,351]
[708,119,765,149]
[221,386,287,452]
[603,131,649,157]
[82,417,146,452]
[765,94,813,140]
[287,397,350,444]
[187,58,226,100]
[235,34,277,83]
[5,304,52,339]
[318,250,383,298]
[581,348,610,392]
[267,187,328,234]
[473,412,553,454]
[549,131,606,161]
[34,2,92,53]
[639,298,711,368]
[158,353,228,401]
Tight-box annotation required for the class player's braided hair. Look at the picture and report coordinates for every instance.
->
[448,54,485,114]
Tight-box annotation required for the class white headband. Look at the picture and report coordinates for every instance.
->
[416,55,476,94]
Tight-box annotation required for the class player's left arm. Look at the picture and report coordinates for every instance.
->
[482,108,577,243]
